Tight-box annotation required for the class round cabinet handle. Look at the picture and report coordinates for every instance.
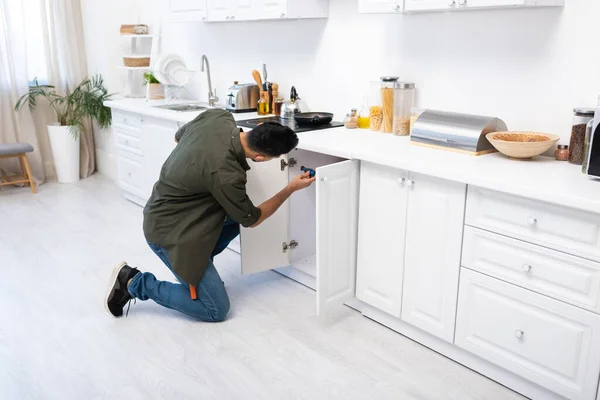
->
[226,16,230,20]
[459,0,467,5]
[514,330,524,339]
[127,172,132,177]
[231,15,235,20]
[321,177,328,182]
[527,217,537,226]
[394,3,401,11]
[280,13,286,18]
[449,0,456,6]
[407,180,414,187]
[397,177,406,185]
[522,264,532,273]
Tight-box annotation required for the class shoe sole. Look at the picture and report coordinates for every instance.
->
[104,261,128,318]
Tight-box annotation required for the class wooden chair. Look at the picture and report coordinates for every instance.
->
[0,143,36,194]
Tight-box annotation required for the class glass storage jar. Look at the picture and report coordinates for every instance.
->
[568,108,595,165]
[380,76,398,133]
[368,82,383,132]
[392,82,415,136]
[358,97,370,129]
[344,112,358,129]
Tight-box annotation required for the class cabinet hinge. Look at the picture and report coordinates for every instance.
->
[280,158,297,171]
[282,240,298,252]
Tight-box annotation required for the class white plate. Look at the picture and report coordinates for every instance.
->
[152,55,172,85]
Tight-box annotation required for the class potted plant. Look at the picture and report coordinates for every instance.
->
[143,72,164,100]
[15,75,113,183]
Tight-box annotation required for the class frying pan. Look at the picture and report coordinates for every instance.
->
[294,112,334,126]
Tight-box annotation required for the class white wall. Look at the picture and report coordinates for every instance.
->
[83,0,600,149]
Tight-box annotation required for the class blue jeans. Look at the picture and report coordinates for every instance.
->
[128,217,240,322]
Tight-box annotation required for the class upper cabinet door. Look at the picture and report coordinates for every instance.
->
[405,0,457,12]
[359,0,403,13]
[258,0,288,18]
[207,0,232,21]
[169,0,208,22]
[401,172,466,342]
[230,0,258,20]
[356,162,409,318]
[315,160,360,316]
[241,156,291,275]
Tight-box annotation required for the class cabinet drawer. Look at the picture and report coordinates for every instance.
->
[456,269,600,400]
[117,154,146,198]
[115,133,142,154]
[113,111,143,131]
[463,226,600,312]
[466,187,600,262]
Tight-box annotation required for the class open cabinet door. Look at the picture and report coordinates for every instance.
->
[240,155,291,275]
[316,160,360,316]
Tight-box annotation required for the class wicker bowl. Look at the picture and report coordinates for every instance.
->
[123,57,150,67]
[486,131,560,160]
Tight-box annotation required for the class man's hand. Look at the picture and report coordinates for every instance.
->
[288,172,316,192]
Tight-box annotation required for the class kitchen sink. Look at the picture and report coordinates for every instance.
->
[153,103,210,112]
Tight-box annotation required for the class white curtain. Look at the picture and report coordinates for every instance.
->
[41,0,94,178]
[0,0,46,182]
[0,0,93,183]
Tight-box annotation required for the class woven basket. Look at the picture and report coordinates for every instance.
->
[123,57,150,67]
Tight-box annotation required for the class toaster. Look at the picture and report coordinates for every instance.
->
[225,82,259,113]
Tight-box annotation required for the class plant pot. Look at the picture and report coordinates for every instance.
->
[47,124,80,183]
[146,83,165,100]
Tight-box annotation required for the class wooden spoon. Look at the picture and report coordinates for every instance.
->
[252,70,262,90]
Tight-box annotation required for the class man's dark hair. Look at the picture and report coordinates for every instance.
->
[247,122,299,157]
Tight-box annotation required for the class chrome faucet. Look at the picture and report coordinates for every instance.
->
[201,55,218,107]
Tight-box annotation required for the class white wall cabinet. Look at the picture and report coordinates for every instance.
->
[206,0,328,21]
[355,162,466,342]
[169,0,208,22]
[359,0,403,13]
[360,0,564,13]
[241,149,358,315]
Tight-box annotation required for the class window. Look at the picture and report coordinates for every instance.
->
[23,0,48,83]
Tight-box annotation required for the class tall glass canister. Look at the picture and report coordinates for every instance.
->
[392,82,415,136]
[380,77,398,133]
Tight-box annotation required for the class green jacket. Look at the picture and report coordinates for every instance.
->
[143,109,261,287]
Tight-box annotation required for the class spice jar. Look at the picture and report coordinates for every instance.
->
[273,98,284,117]
[380,76,398,133]
[392,82,415,136]
[568,108,595,165]
[344,112,358,129]
[555,145,569,161]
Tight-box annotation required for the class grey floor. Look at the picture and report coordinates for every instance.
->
[0,175,525,400]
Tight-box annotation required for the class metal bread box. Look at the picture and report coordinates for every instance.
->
[411,110,508,156]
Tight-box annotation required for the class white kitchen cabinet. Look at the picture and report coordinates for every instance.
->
[359,0,403,13]
[401,172,466,342]
[207,0,328,21]
[356,163,408,317]
[404,0,564,12]
[140,118,178,198]
[169,0,208,22]
[456,268,600,400]
[241,149,358,315]
[355,162,466,341]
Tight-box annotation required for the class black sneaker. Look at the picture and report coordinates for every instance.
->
[104,262,140,318]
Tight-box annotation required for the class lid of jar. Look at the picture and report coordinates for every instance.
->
[351,108,357,112]
[558,144,569,149]
[380,76,399,82]
[395,82,415,89]
[346,113,352,117]
[573,107,595,116]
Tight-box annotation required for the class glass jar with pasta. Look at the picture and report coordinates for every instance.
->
[379,77,398,133]
[392,82,415,136]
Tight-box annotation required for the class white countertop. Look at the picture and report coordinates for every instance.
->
[106,99,600,214]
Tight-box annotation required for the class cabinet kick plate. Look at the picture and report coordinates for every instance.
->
[280,158,297,171]
[282,240,298,252]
